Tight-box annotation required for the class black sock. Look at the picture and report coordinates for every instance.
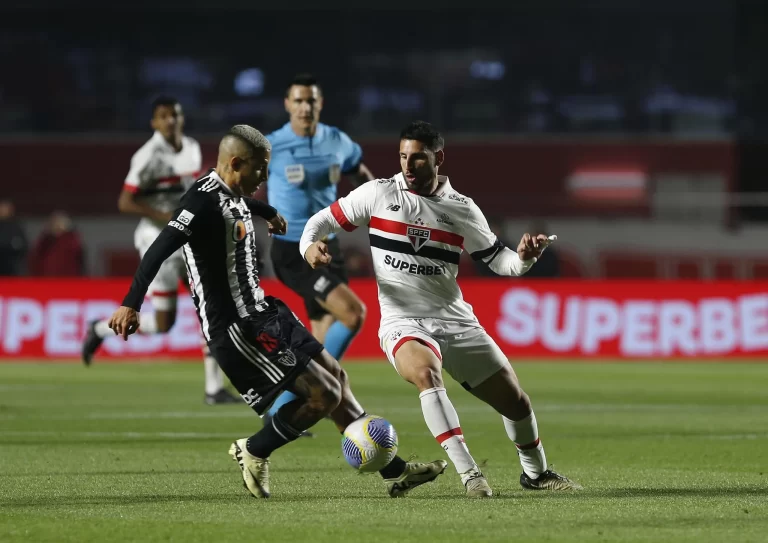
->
[246,412,302,458]
[379,455,407,479]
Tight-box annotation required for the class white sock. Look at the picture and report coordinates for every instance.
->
[419,387,478,480]
[503,411,547,478]
[203,346,224,395]
[137,313,158,334]
[94,320,112,338]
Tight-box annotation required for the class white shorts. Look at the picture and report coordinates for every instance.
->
[134,222,186,311]
[379,318,509,389]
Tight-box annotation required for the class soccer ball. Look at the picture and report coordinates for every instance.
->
[341,415,399,473]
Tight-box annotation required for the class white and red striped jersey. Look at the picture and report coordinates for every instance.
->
[123,131,202,222]
[300,173,508,326]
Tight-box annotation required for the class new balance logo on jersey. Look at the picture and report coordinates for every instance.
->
[384,254,445,275]
[407,226,430,252]
[386,203,401,212]
[240,388,262,408]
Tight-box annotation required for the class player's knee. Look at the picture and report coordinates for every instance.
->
[336,367,350,389]
[516,390,532,411]
[154,310,176,333]
[318,378,342,415]
[412,365,443,390]
[339,300,366,331]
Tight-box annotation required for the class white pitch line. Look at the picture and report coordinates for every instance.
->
[0,403,765,422]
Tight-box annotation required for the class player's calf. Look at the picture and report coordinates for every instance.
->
[468,365,581,488]
[395,340,489,495]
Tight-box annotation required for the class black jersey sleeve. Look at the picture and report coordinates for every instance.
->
[244,197,277,220]
[122,190,212,310]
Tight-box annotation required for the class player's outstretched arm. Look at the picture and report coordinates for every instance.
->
[111,199,207,339]
[117,188,174,224]
[299,179,379,267]
[112,225,189,339]
[463,200,556,276]
[300,207,340,268]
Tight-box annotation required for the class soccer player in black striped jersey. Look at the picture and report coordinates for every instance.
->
[107,125,447,498]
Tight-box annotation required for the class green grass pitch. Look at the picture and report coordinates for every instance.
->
[1,360,767,542]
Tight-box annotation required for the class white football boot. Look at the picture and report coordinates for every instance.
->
[229,438,271,498]
[385,459,448,497]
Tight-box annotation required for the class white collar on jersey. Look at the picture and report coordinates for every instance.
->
[152,130,184,153]
[209,169,237,197]
[394,172,453,198]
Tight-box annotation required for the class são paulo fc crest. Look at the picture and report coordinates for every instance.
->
[407,226,430,252]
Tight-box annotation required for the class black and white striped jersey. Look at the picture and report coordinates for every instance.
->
[122,169,278,341]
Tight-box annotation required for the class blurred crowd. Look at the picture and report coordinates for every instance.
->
[0,200,84,277]
[0,199,561,279]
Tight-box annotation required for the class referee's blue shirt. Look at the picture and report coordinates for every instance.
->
[266,122,363,242]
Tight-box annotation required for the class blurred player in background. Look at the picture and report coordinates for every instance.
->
[262,74,375,428]
[301,121,581,497]
[82,96,238,405]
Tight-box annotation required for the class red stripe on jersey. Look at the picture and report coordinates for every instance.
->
[123,183,139,193]
[330,201,356,232]
[155,171,200,184]
[435,427,463,444]
[369,216,464,247]
[156,175,182,185]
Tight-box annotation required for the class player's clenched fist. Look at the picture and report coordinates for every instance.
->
[266,213,287,236]
[517,233,552,261]
[108,306,140,341]
[304,240,332,269]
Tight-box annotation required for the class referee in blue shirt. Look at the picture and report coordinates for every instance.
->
[264,74,374,427]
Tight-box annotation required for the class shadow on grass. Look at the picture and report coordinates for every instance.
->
[3,486,766,509]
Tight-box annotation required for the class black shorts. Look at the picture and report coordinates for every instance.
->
[208,296,324,415]
[270,236,348,321]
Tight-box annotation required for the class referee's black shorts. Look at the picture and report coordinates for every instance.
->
[208,296,324,415]
[270,236,348,321]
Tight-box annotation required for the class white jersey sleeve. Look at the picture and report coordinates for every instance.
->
[299,179,378,257]
[463,200,534,276]
[332,179,378,228]
[123,145,155,194]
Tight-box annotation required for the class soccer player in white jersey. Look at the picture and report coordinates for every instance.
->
[300,121,581,497]
[82,96,238,405]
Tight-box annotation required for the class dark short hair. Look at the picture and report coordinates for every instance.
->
[400,121,444,152]
[286,73,322,96]
[151,95,180,117]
